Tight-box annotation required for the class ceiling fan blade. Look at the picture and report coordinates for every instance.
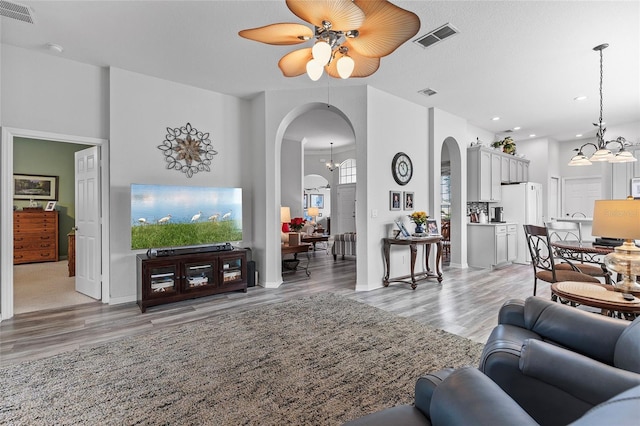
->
[326,43,380,78]
[278,48,313,77]
[286,0,365,30]
[239,23,313,45]
[350,0,420,57]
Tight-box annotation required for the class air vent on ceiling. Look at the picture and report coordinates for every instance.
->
[414,23,459,49]
[418,88,438,97]
[0,0,34,24]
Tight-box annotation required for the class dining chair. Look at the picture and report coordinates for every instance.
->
[545,220,611,283]
[441,221,451,260]
[523,224,600,296]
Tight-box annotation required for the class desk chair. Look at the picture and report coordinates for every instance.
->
[524,225,600,296]
[545,220,611,283]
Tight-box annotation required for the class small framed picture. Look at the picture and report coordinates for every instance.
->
[310,194,324,209]
[427,219,439,235]
[403,192,414,210]
[394,220,410,238]
[303,193,308,208]
[390,191,401,210]
[45,201,57,211]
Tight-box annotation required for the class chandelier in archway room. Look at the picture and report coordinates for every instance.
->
[239,0,420,80]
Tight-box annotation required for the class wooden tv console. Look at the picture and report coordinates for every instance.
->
[136,248,247,312]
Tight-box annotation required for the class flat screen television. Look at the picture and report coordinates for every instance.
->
[130,184,242,250]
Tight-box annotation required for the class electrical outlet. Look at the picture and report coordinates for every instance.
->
[371,209,378,218]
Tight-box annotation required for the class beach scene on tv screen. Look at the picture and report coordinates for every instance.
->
[131,184,242,249]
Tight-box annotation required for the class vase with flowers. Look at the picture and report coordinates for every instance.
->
[289,217,306,232]
[288,217,306,246]
[409,211,428,235]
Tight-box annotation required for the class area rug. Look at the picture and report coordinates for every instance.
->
[0,293,484,425]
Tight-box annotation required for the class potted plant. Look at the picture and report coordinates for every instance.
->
[408,211,428,234]
[492,137,516,154]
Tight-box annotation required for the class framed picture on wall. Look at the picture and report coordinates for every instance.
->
[390,191,401,210]
[310,194,324,209]
[13,174,58,200]
[403,192,414,210]
[303,193,308,208]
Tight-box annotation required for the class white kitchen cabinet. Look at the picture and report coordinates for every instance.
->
[468,146,502,201]
[469,146,530,198]
[467,223,517,269]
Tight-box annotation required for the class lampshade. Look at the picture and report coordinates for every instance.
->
[306,59,324,81]
[336,55,355,79]
[592,198,640,292]
[280,206,291,224]
[312,41,332,64]
[592,199,640,240]
[307,207,319,218]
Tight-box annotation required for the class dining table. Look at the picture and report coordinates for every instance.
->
[550,240,614,265]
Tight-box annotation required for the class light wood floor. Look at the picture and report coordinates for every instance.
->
[0,251,550,366]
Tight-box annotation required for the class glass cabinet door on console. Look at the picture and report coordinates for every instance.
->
[183,261,216,292]
[220,255,245,287]
[148,264,179,297]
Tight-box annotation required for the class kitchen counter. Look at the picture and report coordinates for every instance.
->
[555,217,593,223]
[551,217,594,242]
[468,222,518,269]
[468,222,517,226]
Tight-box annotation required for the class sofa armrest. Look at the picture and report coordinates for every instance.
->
[414,368,454,418]
[430,367,537,426]
[520,339,640,406]
[523,296,628,364]
[497,299,526,327]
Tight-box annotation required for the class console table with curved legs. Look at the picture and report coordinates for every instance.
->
[383,236,443,290]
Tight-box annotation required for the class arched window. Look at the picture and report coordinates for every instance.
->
[339,158,356,184]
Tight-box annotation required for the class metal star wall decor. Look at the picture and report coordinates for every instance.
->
[157,123,218,178]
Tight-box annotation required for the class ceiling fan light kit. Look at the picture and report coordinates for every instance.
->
[239,0,420,80]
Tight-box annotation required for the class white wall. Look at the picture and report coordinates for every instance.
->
[281,138,303,218]
[109,67,251,302]
[1,45,107,139]
[357,87,429,291]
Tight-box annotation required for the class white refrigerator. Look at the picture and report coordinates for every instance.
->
[499,182,543,264]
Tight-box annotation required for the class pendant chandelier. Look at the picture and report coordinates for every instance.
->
[568,44,637,166]
[326,142,339,171]
[239,0,420,81]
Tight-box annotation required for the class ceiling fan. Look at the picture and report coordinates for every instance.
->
[239,0,420,80]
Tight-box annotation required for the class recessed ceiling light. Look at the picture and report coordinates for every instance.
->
[574,96,587,101]
[529,134,536,138]
[513,126,521,131]
[46,43,64,53]
[576,134,583,138]
[491,116,500,121]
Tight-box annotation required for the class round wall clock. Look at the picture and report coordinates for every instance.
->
[391,152,413,185]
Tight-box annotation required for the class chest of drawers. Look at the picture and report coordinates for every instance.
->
[14,210,59,264]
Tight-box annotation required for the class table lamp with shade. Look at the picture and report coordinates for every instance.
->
[592,198,640,292]
[281,206,291,243]
[307,207,319,226]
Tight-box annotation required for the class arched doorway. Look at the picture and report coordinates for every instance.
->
[277,103,356,284]
[441,137,462,267]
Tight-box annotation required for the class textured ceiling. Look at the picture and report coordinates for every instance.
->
[2,1,638,152]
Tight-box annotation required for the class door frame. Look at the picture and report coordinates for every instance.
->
[0,127,110,320]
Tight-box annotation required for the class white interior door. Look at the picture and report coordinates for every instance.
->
[75,146,101,299]
[336,184,356,234]
[562,177,602,218]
